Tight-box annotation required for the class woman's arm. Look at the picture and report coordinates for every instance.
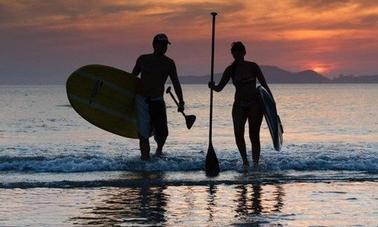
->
[209,67,231,92]
[255,63,273,97]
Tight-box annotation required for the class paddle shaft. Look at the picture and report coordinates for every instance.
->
[205,12,220,177]
[209,12,217,144]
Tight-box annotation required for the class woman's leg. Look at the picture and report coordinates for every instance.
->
[232,104,249,166]
[248,103,263,167]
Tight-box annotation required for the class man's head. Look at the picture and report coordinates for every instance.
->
[231,41,246,61]
[153,33,171,55]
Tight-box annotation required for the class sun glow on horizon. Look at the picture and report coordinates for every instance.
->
[308,63,333,74]
[312,66,327,74]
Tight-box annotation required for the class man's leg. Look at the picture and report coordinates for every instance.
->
[150,99,168,156]
[136,95,152,160]
[155,138,166,156]
[139,137,150,160]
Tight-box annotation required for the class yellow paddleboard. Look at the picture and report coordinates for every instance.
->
[66,64,139,138]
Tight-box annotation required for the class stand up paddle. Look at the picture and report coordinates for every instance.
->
[166,86,196,129]
[205,12,220,177]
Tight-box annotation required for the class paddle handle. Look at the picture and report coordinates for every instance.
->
[209,12,217,143]
[166,86,186,117]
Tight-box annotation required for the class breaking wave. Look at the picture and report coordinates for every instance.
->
[0,143,377,173]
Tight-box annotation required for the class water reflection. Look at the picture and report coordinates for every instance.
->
[71,178,285,226]
[234,183,284,218]
[71,173,168,226]
[273,185,285,212]
[207,184,217,222]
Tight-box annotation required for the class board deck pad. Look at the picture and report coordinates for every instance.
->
[258,86,283,151]
[66,64,140,138]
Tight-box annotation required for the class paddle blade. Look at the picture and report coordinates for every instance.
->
[185,115,196,129]
[205,143,220,177]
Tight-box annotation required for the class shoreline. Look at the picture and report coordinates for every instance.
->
[1,170,377,189]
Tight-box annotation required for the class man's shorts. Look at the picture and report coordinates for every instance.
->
[135,95,168,143]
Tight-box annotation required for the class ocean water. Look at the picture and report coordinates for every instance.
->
[0,84,377,226]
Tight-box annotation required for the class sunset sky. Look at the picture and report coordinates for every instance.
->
[1,0,377,82]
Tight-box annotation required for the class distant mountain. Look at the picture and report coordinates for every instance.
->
[1,65,377,84]
[331,75,378,83]
[261,65,331,83]
[179,65,331,84]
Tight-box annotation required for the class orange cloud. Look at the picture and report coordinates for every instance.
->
[0,0,377,78]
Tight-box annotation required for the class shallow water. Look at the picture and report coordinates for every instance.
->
[1,84,377,173]
[1,180,377,226]
[0,84,377,226]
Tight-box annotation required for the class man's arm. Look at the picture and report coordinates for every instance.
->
[132,56,142,77]
[169,61,184,107]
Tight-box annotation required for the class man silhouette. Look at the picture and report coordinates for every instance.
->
[132,33,185,160]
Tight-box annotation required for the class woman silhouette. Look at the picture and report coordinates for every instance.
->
[209,41,272,170]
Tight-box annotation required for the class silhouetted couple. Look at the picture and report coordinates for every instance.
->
[132,34,272,169]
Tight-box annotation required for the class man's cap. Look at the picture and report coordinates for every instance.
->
[153,33,171,45]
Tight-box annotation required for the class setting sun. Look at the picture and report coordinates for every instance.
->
[307,63,333,74]
[312,66,327,73]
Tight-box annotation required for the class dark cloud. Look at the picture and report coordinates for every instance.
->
[357,13,378,27]
[288,12,378,31]
[292,0,353,10]
[293,0,378,11]
[101,2,150,14]
[0,1,153,27]
[155,1,246,24]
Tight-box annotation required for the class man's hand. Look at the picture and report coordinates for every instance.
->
[178,101,185,112]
